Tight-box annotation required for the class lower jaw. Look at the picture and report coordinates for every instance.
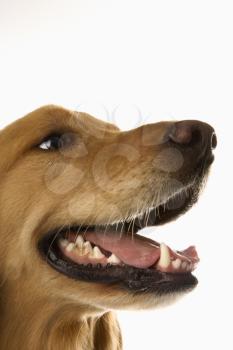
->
[39,230,199,295]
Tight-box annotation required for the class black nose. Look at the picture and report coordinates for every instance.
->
[169,120,217,151]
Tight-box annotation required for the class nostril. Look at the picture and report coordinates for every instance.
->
[169,124,193,145]
[211,132,217,150]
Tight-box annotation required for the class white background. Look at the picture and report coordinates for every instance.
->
[0,1,232,349]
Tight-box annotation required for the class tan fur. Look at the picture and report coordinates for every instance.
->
[0,105,191,349]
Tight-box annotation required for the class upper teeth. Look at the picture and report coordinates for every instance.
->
[157,243,170,268]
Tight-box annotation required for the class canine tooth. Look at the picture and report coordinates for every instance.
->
[66,243,75,252]
[75,235,84,247]
[107,254,121,264]
[92,246,105,259]
[157,243,170,268]
[172,258,181,269]
[59,239,69,248]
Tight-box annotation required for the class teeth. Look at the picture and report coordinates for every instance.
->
[107,253,121,264]
[181,261,187,270]
[157,243,170,268]
[66,242,75,252]
[59,239,69,248]
[172,258,181,269]
[83,241,93,255]
[92,246,105,259]
[193,263,198,270]
[75,235,84,248]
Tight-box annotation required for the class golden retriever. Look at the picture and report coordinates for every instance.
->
[0,105,216,349]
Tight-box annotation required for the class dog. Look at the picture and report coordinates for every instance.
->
[0,105,216,349]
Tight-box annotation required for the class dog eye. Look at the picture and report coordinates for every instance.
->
[39,135,63,151]
[38,133,77,151]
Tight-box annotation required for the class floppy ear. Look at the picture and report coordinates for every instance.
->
[94,312,122,350]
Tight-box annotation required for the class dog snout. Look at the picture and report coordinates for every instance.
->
[168,120,217,161]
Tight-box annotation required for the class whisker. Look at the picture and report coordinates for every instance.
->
[46,224,66,262]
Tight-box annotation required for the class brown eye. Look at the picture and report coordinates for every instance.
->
[39,135,63,151]
[38,133,77,151]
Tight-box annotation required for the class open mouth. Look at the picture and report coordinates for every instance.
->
[39,181,203,295]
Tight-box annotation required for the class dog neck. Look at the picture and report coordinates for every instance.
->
[0,281,122,350]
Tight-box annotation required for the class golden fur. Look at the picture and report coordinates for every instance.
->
[0,106,210,349]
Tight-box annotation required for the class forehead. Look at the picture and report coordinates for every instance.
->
[0,105,119,144]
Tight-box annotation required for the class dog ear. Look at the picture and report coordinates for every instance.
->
[93,312,122,350]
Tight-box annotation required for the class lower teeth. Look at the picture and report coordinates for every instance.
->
[59,238,122,265]
[59,236,194,273]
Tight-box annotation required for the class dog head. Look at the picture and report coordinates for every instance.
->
[0,105,216,313]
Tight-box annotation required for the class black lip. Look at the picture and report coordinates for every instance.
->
[38,231,198,295]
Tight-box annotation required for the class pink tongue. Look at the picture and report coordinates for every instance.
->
[85,231,161,269]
